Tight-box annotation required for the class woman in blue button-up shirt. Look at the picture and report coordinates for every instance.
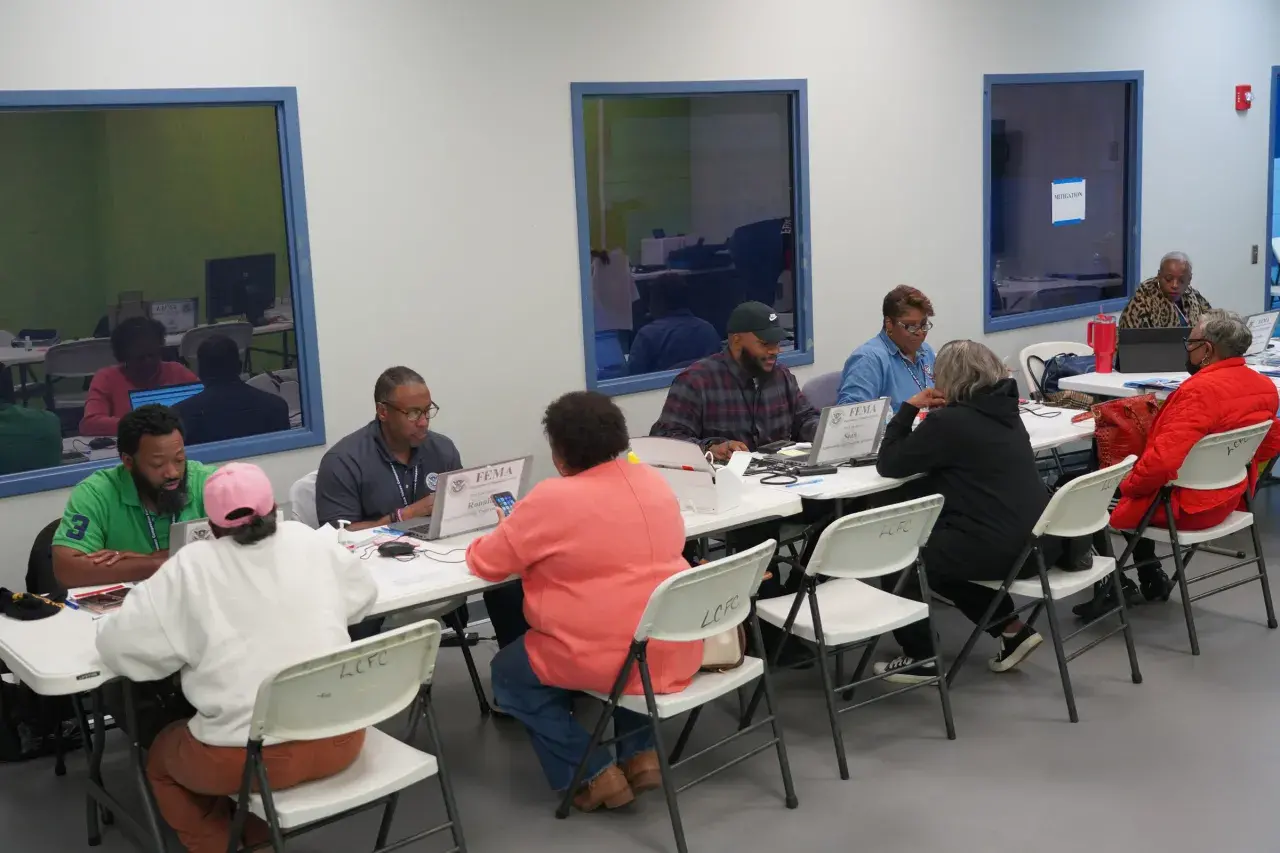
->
[837,285,938,412]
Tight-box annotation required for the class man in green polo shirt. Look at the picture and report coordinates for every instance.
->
[53,405,215,588]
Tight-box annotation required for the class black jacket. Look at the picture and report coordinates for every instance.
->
[876,379,1048,566]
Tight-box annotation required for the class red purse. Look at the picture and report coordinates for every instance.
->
[1086,393,1162,468]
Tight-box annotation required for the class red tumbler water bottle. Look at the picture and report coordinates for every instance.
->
[1086,314,1116,374]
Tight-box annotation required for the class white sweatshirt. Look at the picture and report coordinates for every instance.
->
[95,520,378,746]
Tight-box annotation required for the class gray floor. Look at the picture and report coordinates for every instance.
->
[8,494,1280,853]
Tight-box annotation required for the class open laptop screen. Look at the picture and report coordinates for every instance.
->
[129,382,205,410]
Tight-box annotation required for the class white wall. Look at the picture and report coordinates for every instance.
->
[0,0,1276,588]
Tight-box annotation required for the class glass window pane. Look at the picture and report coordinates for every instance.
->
[989,80,1133,321]
[0,104,305,478]
[583,91,800,383]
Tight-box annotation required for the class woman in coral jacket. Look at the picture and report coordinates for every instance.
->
[1078,310,1280,619]
[467,391,701,814]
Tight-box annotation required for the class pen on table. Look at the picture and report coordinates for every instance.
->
[786,477,824,488]
[62,597,80,611]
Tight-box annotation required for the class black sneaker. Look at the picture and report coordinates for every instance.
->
[873,656,938,685]
[1138,564,1173,602]
[1072,575,1141,620]
[989,626,1043,672]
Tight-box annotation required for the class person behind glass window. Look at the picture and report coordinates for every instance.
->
[837,285,937,412]
[172,335,290,445]
[627,274,721,375]
[81,317,199,436]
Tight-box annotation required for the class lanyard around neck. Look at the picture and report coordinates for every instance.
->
[389,462,418,508]
[885,338,930,393]
[142,509,174,553]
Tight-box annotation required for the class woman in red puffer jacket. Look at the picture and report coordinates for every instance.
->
[1112,310,1280,601]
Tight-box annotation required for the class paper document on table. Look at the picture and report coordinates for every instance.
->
[372,560,432,590]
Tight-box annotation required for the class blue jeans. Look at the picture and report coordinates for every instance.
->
[490,637,654,792]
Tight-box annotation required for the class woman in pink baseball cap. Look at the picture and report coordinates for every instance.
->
[96,462,379,853]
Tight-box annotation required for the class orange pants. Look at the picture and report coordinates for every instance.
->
[147,720,365,853]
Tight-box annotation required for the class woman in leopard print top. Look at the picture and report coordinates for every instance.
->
[1118,251,1211,329]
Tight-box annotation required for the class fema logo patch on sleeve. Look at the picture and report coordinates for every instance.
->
[425,472,439,493]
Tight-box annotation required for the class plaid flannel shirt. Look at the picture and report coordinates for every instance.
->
[650,352,820,451]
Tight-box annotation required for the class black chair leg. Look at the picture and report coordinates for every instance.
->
[1039,555,1080,722]
[423,690,468,853]
[746,611,798,809]
[808,593,849,780]
[638,658,690,853]
[375,792,400,849]
[1111,559,1144,685]
[1164,505,1199,655]
[668,707,701,765]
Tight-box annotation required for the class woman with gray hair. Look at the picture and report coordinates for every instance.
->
[869,339,1076,682]
[1117,251,1212,329]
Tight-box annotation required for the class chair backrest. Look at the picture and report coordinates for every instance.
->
[1019,340,1093,399]
[248,620,441,743]
[0,330,13,348]
[1172,420,1274,490]
[1034,455,1136,538]
[633,540,776,643]
[24,519,65,597]
[289,471,319,528]
[806,494,945,580]
[44,338,116,377]
[801,371,842,410]
[179,321,255,364]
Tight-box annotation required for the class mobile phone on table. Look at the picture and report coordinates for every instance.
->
[492,491,516,518]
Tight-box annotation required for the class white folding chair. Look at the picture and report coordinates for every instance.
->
[44,338,115,411]
[288,471,320,529]
[1113,421,1277,655]
[227,620,466,853]
[749,495,954,780]
[1019,341,1094,402]
[947,456,1142,723]
[555,541,798,853]
[181,321,254,373]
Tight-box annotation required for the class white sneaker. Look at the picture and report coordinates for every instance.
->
[873,656,938,685]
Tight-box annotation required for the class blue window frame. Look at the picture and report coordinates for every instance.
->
[0,87,323,499]
[983,71,1144,332]
[1266,66,1280,310]
[570,80,813,395]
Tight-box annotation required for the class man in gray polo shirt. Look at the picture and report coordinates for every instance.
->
[316,366,528,648]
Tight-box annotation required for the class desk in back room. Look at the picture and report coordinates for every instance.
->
[0,321,296,405]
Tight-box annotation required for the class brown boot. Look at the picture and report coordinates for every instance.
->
[621,750,662,794]
[572,765,635,812]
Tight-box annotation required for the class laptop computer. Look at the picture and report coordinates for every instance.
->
[1245,310,1280,358]
[1116,327,1187,373]
[761,397,890,468]
[129,382,205,410]
[386,456,532,541]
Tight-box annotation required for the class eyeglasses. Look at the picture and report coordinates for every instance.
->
[379,401,440,422]
[1183,336,1210,352]
[893,319,933,335]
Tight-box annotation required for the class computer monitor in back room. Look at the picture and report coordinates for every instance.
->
[205,253,276,325]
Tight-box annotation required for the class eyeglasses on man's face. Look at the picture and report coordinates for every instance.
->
[380,401,440,423]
